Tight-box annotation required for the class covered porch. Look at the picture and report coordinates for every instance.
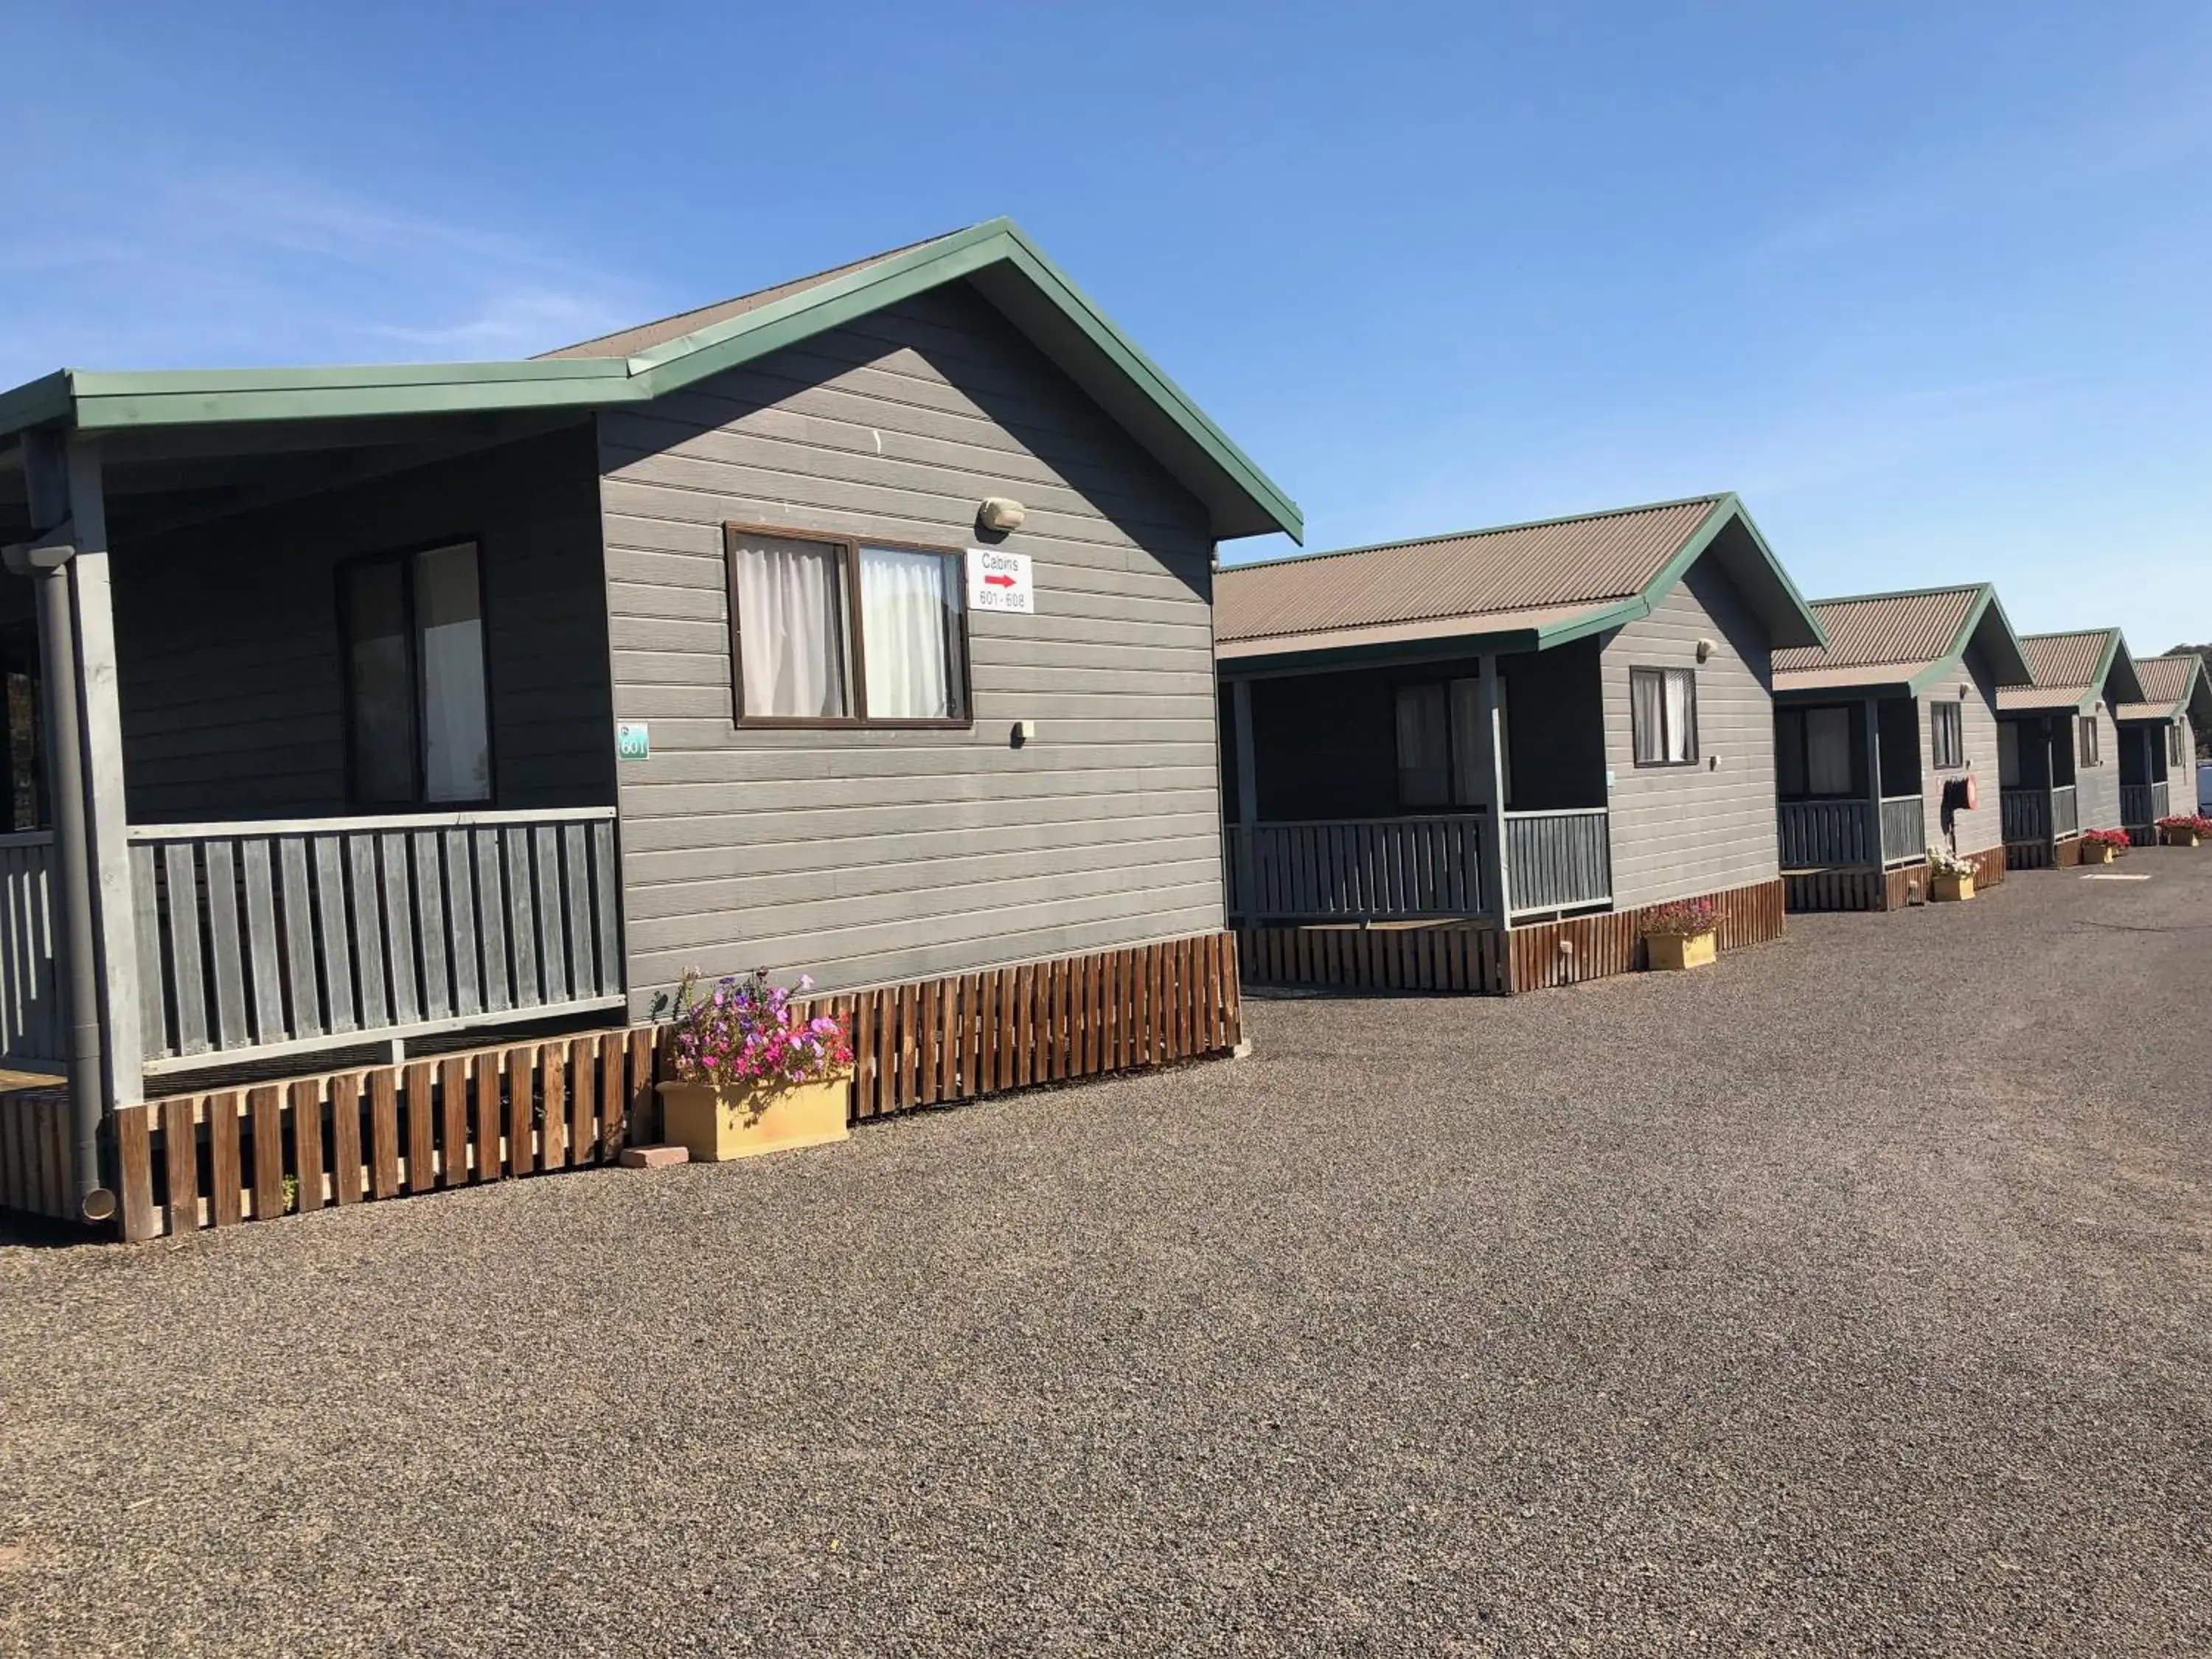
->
[2118,720,2174,839]
[1999,714,2082,860]
[1220,636,1614,935]
[1773,694,1927,873]
[0,409,624,1223]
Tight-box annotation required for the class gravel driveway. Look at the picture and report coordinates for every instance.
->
[5,854,2210,1657]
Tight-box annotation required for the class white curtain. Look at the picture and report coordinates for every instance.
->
[735,539,849,717]
[415,543,490,802]
[1806,706,1852,795]
[1663,669,1696,762]
[860,546,959,718]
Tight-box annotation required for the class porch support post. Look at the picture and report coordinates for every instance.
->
[15,432,113,1221]
[1228,675,1258,923]
[1862,696,1883,863]
[1477,653,1512,925]
[64,439,143,1110]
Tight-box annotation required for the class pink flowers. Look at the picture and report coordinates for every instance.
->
[669,966,854,1093]
[2081,828,2132,853]
[1640,897,1719,939]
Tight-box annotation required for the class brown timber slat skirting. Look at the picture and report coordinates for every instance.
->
[2007,837,2084,872]
[101,931,1242,1242]
[1234,922,1512,996]
[1239,881,1785,997]
[1966,846,2008,889]
[0,1088,75,1223]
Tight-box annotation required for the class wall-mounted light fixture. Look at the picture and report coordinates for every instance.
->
[978,496,1026,533]
[1694,637,1716,663]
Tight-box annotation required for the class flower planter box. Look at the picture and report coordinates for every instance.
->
[2163,827,2202,848]
[1645,928,1717,971]
[1931,871,1975,902]
[2078,841,2118,865]
[658,1074,853,1163]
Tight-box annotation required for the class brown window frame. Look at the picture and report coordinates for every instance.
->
[723,521,974,731]
[2076,713,2101,767]
[1628,665,1700,768]
[1929,699,1965,771]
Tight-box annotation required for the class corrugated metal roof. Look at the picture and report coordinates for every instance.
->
[1996,628,2125,712]
[2129,653,2199,713]
[1216,496,1722,647]
[1772,586,1980,682]
[537,231,959,361]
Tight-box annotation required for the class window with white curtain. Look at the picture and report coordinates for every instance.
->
[726,525,967,725]
[340,540,490,806]
[2076,714,2101,766]
[1394,684,1450,807]
[1629,667,1697,766]
[1930,700,1964,771]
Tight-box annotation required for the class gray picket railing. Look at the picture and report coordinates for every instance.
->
[1879,794,1925,867]
[1504,808,1612,917]
[2120,781,2168,828]
[1226,815,1484,922]
[2000,787,2047,844]
[0,830,62,1066]
[1778,799,1876,867]
[129,807,624,1073]
[2051,785,2079,839]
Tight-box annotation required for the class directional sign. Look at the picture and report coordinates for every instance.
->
[967,547,1034,615]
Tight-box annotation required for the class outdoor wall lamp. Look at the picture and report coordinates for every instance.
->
[978,496,1026,533]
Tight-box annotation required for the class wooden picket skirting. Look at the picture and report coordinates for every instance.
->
[1508,878,1784,992]
[2007,835,2086,872]
[88,931,1241,1242]
[1239,880,1785,997]
[1966,846,2008,889]
[1784,866,1894,914]
[1237,922,1511,995]
[0,1086,76,1223]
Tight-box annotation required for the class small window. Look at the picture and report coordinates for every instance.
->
[2171,724,2188,767]
[1394,684,1450,807]
[1630,667,1698,766]
[2076,714,2101,767]
[1930,700,1964,771]
[341,541,491,806]
[726,525,967,726]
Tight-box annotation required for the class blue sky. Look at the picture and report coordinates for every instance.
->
[6,2,2209,647]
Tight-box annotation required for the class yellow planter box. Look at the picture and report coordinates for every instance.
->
[2078,841,2117,865]
[1931,871,1975,902]
[1645,928,1717,971]
[2163,828,2200,848]
[658,1074,852,1163]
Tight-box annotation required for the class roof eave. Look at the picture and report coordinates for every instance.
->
[1641,495,1827,650]
[1959,586,2035,687]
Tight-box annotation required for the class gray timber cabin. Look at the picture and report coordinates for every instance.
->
[0,218,1298,1229]
[1214,494,1823,995]
[1769,584,2033,911]
[2113,653,2211,842]
[1996,629,2142,869]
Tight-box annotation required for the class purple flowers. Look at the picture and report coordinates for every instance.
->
[668,967,855,1093]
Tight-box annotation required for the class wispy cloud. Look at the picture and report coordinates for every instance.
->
[0,164,647,381]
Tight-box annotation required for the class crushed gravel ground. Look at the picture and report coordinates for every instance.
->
[4,853,2210,1657]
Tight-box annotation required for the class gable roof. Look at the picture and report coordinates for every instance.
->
[1771,582,2033,696]
[2115,652,2212,728]
[0,218,1299,543]
[1214,493,1824,667]
[1996,628,2144,714]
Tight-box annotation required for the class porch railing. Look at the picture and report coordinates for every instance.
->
[1879,794,1925,867]
[2051,784,2079,838]
[2001,787,2046,844]
[1504,808,1612,917]
[2121,781,2168,828]
[1225,815,1484,922]
[129,807,624,1074]
[0,830,62,1066]
[1777,799,1876,868]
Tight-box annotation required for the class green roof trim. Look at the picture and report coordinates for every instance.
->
[1899,584,2034,692]
[1630,493,1827,652]
[0,218,1301,543]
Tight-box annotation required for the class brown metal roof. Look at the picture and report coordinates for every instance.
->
[1772,586,1979,681]
[1216,496,1723,647]
[2129,653,2198,714]
[536,231,958,361]
[1997,629,2123,712]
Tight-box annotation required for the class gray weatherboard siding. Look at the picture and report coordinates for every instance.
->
[2076,705,2122,832]
[1922,644,2004,858]
[100,425,614,824]
[2180,717,2202,816]
[595,282,1225,1015]
[1600,556,1781,909]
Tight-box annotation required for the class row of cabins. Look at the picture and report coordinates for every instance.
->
[0,218,2199,1236]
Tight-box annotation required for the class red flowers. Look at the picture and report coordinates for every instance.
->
[1641,897,1719,939]
[2080,828,2132,852]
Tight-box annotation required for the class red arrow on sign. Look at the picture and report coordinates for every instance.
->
[984,574,1017,588]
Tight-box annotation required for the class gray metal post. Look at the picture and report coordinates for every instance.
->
[15,431,113,1223]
